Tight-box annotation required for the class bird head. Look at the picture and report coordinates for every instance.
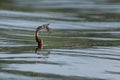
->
[42,23,51,33]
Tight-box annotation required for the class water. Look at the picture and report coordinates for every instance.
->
[0,0,120,80]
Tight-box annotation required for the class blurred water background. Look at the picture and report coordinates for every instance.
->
[0,0,120,80]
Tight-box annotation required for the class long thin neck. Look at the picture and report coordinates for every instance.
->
[35,26,42,42]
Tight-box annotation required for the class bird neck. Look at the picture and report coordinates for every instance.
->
[35,30,39,41]
[35,26,42,42]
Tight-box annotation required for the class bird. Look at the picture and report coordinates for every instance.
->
[35,24,50,53]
